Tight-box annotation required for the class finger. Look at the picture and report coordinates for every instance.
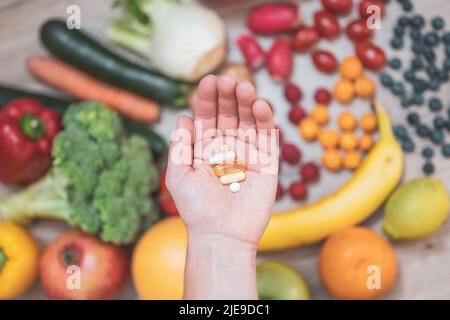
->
[252,99,275,133]
[194,75,218,143]
[217,75,238,134]
[167,115,194,188]
[236,81,257,143]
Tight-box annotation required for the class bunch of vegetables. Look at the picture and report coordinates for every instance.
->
[0,101,160,245]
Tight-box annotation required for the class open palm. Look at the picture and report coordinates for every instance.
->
[166,75,279,246]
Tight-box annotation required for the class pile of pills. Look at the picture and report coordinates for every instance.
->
[380,0,450,174]
[209,146,246,193]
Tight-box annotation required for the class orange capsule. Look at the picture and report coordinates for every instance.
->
[213,162,246,177]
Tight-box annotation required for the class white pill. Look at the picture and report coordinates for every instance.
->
[208,151,236,165]
[229,182,241,193]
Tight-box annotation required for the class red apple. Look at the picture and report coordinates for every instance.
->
[39,229,129,300]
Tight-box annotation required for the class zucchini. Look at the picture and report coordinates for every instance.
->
[40,19,189,108]
[0,85,167,159]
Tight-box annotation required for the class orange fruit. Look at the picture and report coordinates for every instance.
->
[340,132,358,151]
[338,111,357,131]
[321,149,342,172]
[132,218,187,300]
[343,150,362,170]
[299,118,319,141]
[339,56,363,80]
[354,75,376,98]
[319,227,397,300]
[359,134,375,152]
[333,79,354,104]
[311,105,329,125]
[318,129,340,149]
[360,113,378,133]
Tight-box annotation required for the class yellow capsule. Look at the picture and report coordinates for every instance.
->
[213,162,246,177]
[219,171,246,185]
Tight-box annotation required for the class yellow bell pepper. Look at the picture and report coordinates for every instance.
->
[0,222,39,299]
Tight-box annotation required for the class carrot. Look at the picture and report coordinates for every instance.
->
[26,55,160,123]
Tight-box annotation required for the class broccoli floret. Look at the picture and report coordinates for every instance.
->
[0,101,160,245]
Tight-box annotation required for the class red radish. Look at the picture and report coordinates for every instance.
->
[276,183,284,200]
[355,41,386,70]
[289,181,308,200]
[281,143,302,164]
[321,0,353,15]
[284,83,303,103]
[158,169,179,217]
[288,106,307,124]
[359,0,385,20]
[346,19,373,41]
[267,38,293,82]
[247,3,301,35]
[311,50,338,73]
[314,10,340,39]
[300,162,320,182]
[236,34,265,69]
[292,26,320,51]
[314,88,332,104]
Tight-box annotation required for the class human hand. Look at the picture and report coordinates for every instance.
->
[166,74,279,249]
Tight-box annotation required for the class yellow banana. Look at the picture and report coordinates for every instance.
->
[259,102,403,252]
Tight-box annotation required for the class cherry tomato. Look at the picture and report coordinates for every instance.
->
[355,41,386,70]
[346,19,373,41]
[292,26,320,51]
[359,0,385,20]
[314,10,341,39]
[312,49,338,73]
[321,0,353,15]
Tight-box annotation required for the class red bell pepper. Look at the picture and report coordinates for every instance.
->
[0,98,62,185]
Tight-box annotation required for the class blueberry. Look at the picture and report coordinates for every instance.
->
[410,29,421,40]
[380,73,393,87]
[424,32,439,46]
[446,44,450,56]
[401,96,412,108]
[412,94,424,106]
[423,162,435,175]
[402,1,413,12]
[411,58,423,70]
[388,58,402,69]
[411,15,425,28]
[447,108,450,119]
[392,82,405,96]
[439,71,449,82]
[431,17,445,30]
[402,140,415,152]
[428,97,443,112]
[390,37,403,49]
[429,78,440,91]
[394,125,408,138]
[394,26,405,37]
[416,124,431,138]
[403,69,415,82]
[443,32,450,44]
[443,59,450,71]
[412,42,424,54]
[442,144,450,157]
[423,50,436,62]
[426,64,439,76]
[421,147,434,158]
[430,130,444,144]
[398,16,410,27]
[433,116,447,130]
[407,112,420,125]
[413,79,428,92]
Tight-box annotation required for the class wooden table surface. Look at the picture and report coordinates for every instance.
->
[1,0,449,299]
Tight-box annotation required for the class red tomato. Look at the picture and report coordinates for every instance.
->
[346,19,373,41]
[311,50,338,73]
[355,41,386,70]
[359,0,385,20]
[292,26,320,51]
[314,10,341,39]
[158,169,179,217]
[321,0,353,15]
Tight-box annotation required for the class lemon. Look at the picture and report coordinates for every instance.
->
[383,178,449,240]
[256,261,311,300]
